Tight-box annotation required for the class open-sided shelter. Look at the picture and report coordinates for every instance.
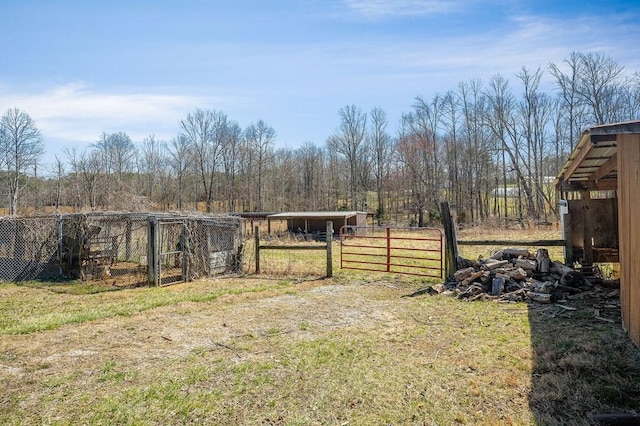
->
[555,120,640,346]
[267,211,368,235]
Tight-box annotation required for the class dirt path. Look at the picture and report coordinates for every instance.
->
[1,280,411,392]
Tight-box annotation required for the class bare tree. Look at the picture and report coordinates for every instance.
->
[324,140,348,210]
[516,66,556,220]
[52,155,65,211]
[441,91,461,213]
[328,105,367,210]
[575,52,626,124]
[295,142,326,211]
[180,109,230,212]
[458,79,492,222]
[403,95,446,221]
[94,131,136,185]
[484,74,522,219]
[244,120,276,211]
[220,121,242,212]
[0,108,44,215]
[65,147,102,210]
[368,107,392,222]
[92,131,136,208]
[138,134,164,199]
[270,148,296,211]
[549,52,587,150]
[396,115,431,227]
[167,134,192,211]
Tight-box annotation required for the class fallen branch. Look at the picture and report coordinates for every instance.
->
[555,304,577,311]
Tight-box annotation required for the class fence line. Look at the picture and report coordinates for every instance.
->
[254,222,334,277]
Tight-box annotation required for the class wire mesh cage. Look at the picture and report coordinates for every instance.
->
[0,216,60,281]
[0,212,243,285]
[60,213,151,283]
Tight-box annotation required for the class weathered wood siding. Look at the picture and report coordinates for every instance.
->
[618,133,640,345]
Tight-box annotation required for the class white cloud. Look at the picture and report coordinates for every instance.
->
[332,12,640,90]
[0,83,224,144]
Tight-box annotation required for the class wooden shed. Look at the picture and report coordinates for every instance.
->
[555,120,640,346]
[267,211,368,235]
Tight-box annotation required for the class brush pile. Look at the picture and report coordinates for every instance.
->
[448,248,600,303]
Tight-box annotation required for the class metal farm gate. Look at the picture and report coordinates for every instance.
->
[339,226,443,278]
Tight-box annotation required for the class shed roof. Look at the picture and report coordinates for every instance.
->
[229,212,276,219]
[267,211,365,220]
[555,120,640,192]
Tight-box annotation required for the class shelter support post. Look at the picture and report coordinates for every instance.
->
[581,190,594,265]
[326,221,333,278]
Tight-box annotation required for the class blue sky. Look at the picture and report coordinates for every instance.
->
[1,0,639,168]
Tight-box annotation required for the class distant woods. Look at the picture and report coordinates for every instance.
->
[2,51,640,223]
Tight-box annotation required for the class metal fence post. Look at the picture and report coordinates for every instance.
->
[326,221,333,278]
[386,227,391,272]
[255,226,260,274]
[181,220,189,282]
[57,214,63,275]
[148,216,158,286]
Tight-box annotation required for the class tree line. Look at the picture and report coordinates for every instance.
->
[2,52,639,224]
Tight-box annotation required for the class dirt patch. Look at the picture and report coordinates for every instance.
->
[0,280,408,385]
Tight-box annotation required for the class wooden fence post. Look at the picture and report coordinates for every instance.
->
[326,221,333,278]
[255,226,260,274]
[440,201,459,282]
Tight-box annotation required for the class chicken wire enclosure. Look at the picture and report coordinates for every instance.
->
[0,212,243,285]
[80,213,243,285]
[184,219,242,278]
[60,213,151,282]
[0,217,60,281]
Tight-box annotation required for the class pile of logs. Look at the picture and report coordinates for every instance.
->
[449,247,594,303]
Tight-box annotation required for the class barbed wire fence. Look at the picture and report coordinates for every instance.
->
[0,213,243,285]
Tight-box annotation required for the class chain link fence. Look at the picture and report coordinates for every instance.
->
[0,213,243,284]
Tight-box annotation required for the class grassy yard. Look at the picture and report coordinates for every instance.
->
[1,272,639,425]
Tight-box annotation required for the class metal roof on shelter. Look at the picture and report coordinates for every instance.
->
[555,120,640,192]
[229,212,276,219]
[267,211,365,219]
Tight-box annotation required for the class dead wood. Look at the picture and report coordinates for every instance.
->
[454,267,476,282]
[491,277,505,296]
[450,246,611,305]
[535,248,551,273]
[529,292,552,303]
[508,267,528,281]
[483,259,509,270]
[514,258,536,271]
[551,261,574,275]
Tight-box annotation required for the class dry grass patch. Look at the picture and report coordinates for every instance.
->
[1,274,639,425]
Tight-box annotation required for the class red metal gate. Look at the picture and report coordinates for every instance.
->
[339,226,443,278]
